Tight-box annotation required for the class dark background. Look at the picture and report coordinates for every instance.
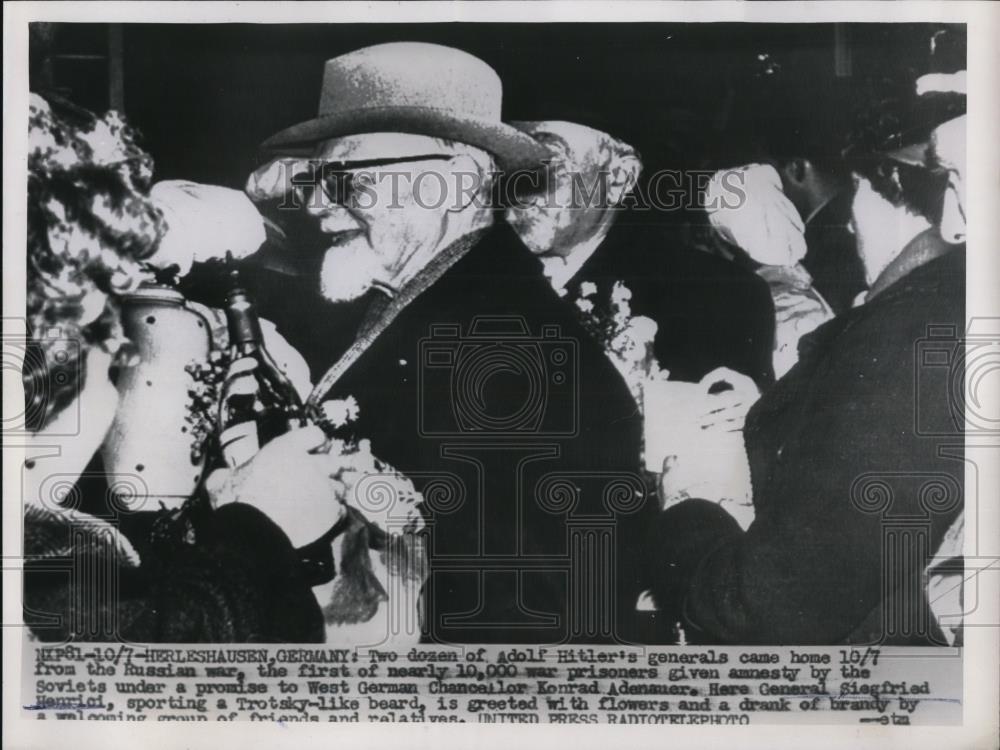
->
[30,22,962,191]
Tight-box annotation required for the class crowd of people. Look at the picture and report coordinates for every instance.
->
[22,33,967,646]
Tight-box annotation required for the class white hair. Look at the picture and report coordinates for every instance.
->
[433,137,497,206]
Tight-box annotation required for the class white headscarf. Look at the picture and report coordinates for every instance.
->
[705,163,807,268]
[150,180,266,276]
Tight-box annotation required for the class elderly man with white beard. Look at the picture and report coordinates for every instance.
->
[230,43,652,645]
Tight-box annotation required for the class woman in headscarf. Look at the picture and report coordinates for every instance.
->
[22,93,324,642]
[705,162,836,380]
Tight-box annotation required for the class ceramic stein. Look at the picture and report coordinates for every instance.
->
[101,283,217,511]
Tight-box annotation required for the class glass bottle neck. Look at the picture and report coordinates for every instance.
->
[225,290,263,347]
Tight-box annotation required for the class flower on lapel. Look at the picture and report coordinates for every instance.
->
[574,281,598,314]
[570,279,668,405]
[320,397,361,431]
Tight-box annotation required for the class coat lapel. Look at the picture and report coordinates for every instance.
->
[306,228,486,410]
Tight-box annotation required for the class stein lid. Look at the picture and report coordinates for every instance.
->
[124,282,187,306]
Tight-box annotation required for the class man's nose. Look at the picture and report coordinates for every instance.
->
[939,181,966,245]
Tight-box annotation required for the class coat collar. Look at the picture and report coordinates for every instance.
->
[306,225,489,410]
[796,241,961,364]
[867,228,954,301]
[560,213,645,289]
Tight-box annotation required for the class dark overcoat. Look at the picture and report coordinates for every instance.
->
[299,222,652,644]
[651,243,966,645]
[560,216,777,388]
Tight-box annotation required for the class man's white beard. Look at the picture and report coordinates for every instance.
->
[319,243,387,303]
[507,210,557,255]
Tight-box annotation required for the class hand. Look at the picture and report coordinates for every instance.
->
[205,425,346,548]
[696,367,760,433]
[149,180,267,276]
[658,429,754,531]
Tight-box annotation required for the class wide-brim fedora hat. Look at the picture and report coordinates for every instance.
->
[261,42,549,172]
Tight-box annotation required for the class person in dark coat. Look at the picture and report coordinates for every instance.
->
[505,120,775,388]
[323,222,649,644]
[239,43,652,644]
[800,187,868,314]
[764,114,868,315]
[648,96,967,645]
[741,73,869,315]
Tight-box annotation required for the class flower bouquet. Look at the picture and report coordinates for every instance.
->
[206,396,427,645]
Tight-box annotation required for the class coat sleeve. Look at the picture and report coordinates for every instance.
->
[24,503,324,643]
[650,296,963,643]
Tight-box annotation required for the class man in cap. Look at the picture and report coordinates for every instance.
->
[234,43,653,644]
[505,119,775,388]
[648,67,967,645]
[753,77,870,315]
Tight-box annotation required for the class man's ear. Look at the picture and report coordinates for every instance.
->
[447,153,487,212]
[781,158,809,187]
[608,154,642,205]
